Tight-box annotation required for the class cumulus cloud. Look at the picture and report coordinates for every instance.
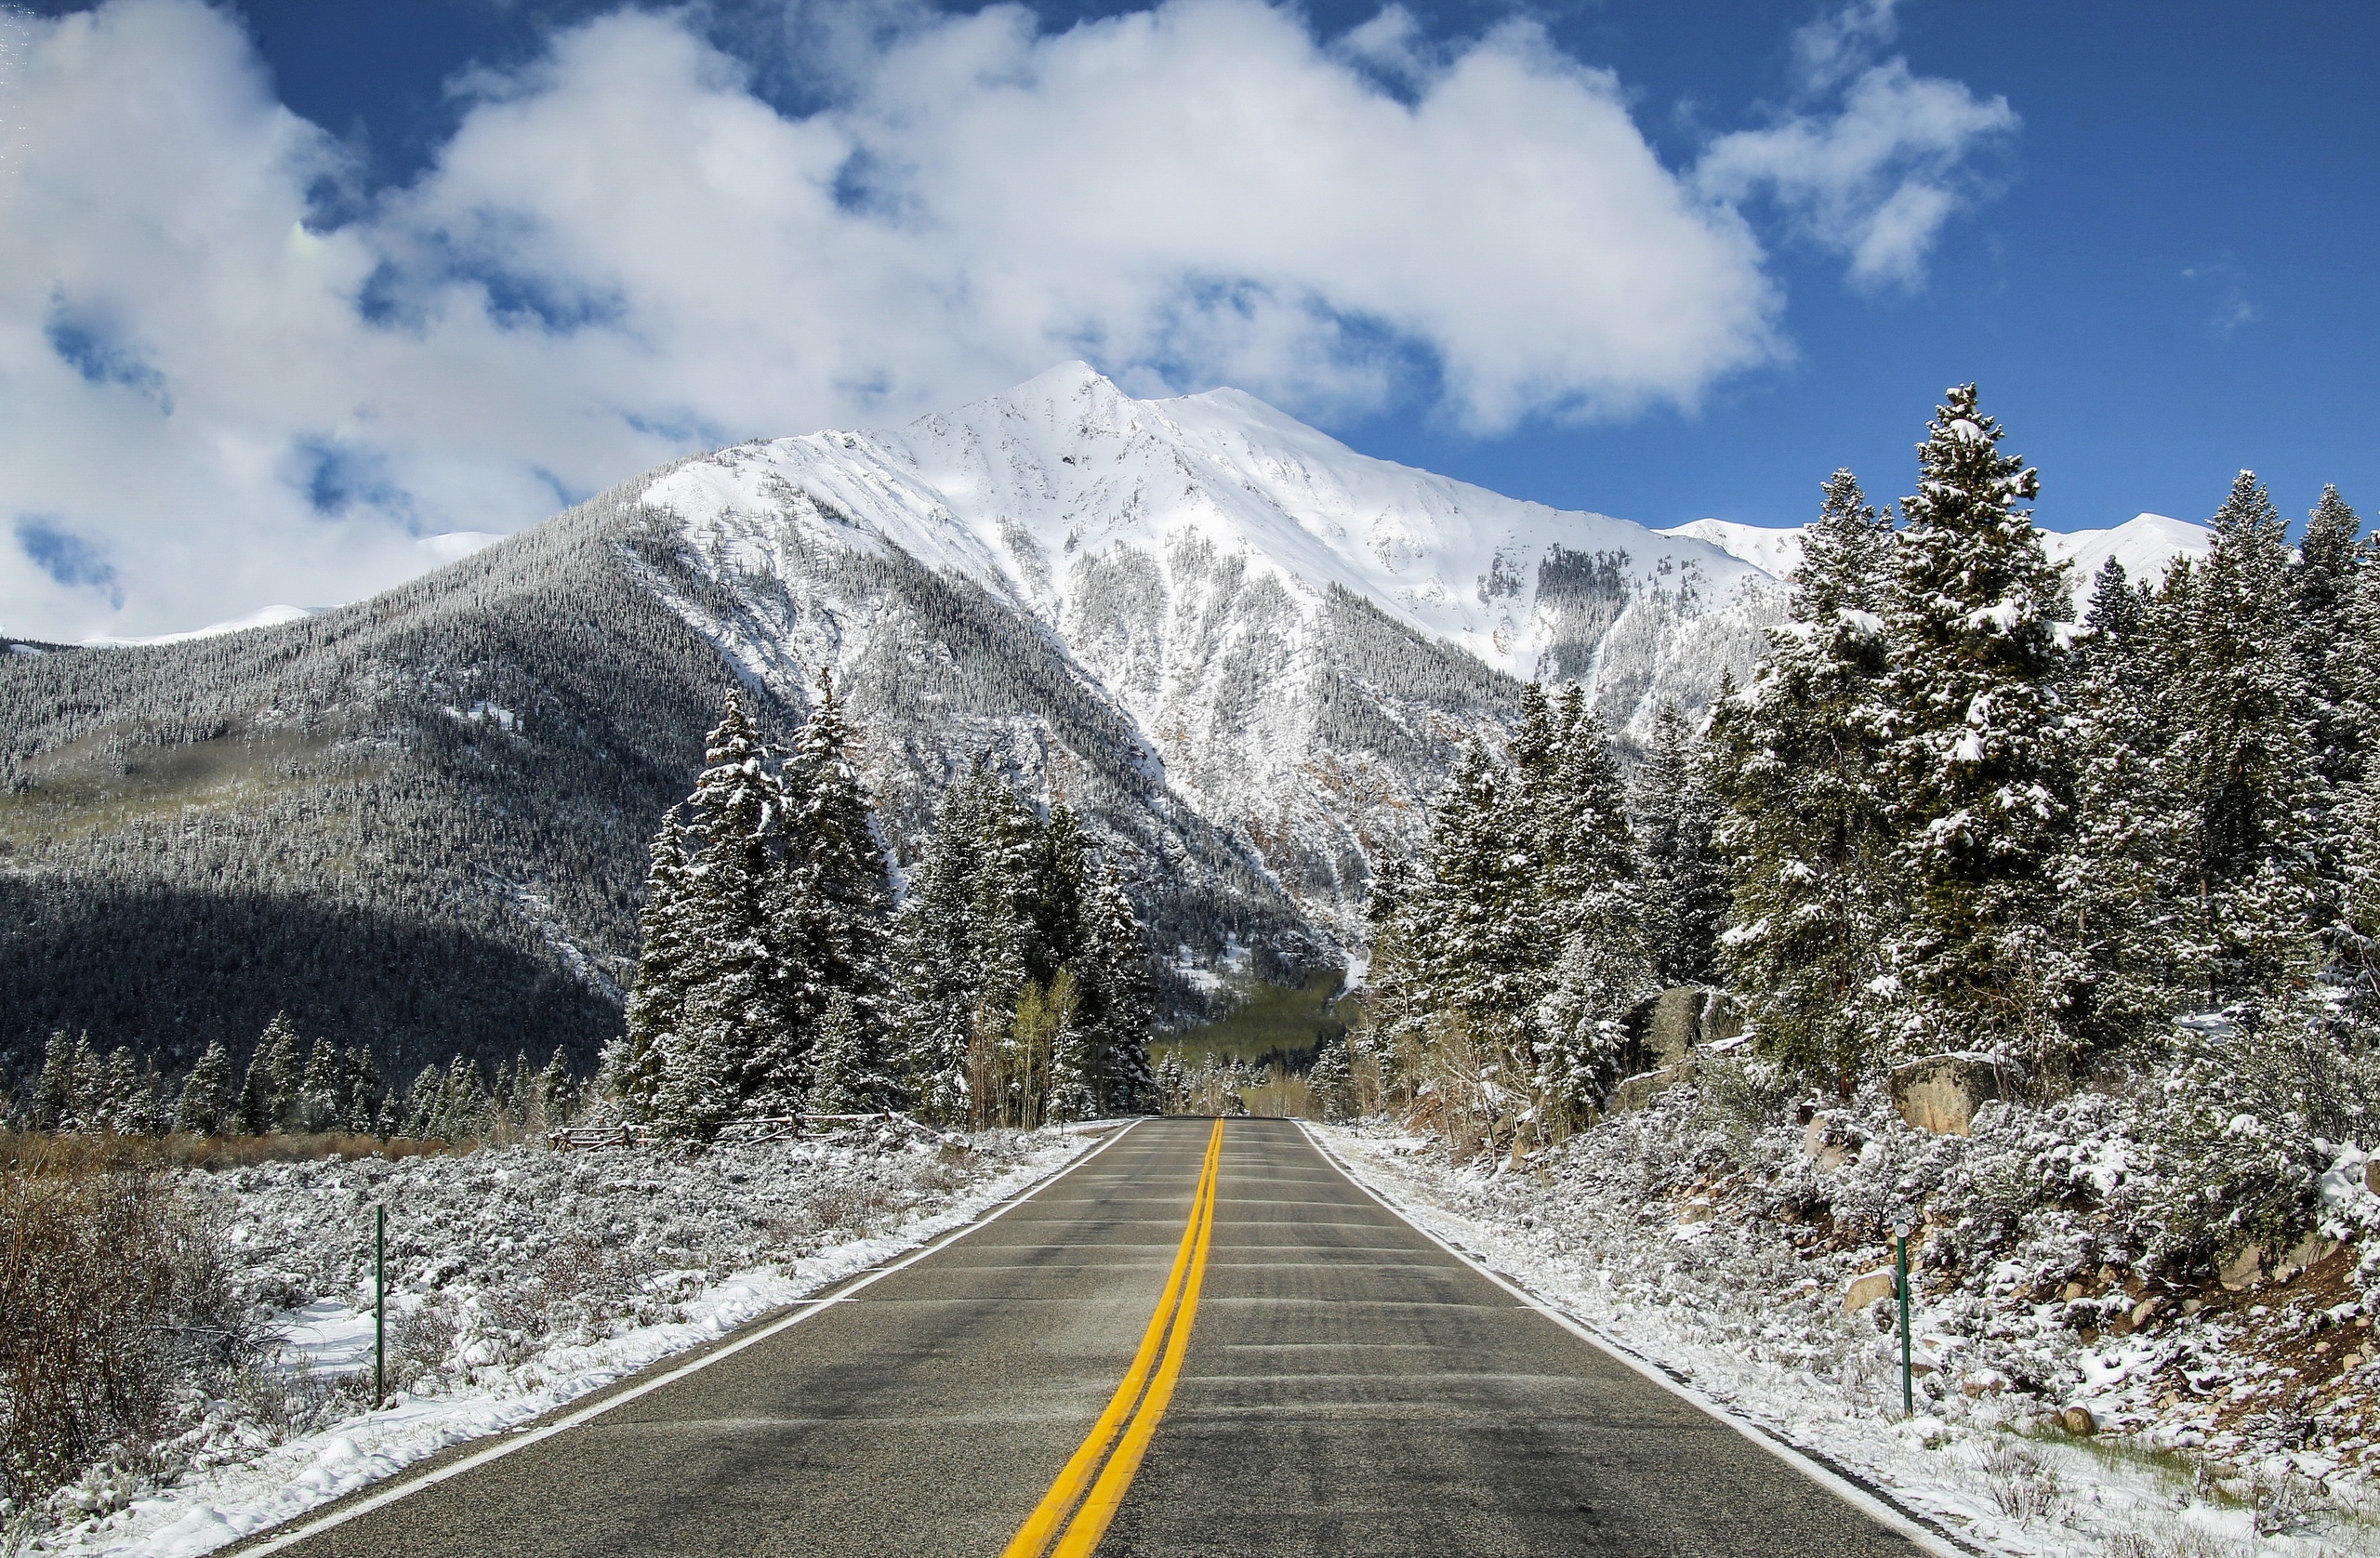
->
[1696,0,2015,289]
[0,0,2001,639]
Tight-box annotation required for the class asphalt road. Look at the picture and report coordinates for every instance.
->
[239,1117,1930,1557]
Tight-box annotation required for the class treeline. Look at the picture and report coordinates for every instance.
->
[17,1015,577,1143]
[607,683,1157,1138]
[1359,682,1717,1146]
[1366,385,2380,1145]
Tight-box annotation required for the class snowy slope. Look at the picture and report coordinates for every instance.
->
[628,363,1786,947]
[642,363,1779,712]
[1662,519,1807,580]
[86,603,328,647]
[1661,512,2210,612]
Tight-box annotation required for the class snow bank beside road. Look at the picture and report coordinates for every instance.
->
[45,1125,1113,1558]
[1314,1118,2379,1558]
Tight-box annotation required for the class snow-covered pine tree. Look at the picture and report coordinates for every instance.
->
[770,671,895,1109]
[2163,472,2321,1006]
[62,1034,106,1133]
[401,1063,440,1139]
[30,1030,73,1131]
[1075,865,1157,1115]
[173,1039,232,1136]
[339,1046,386,1133]
[1306,1035,1355,1123]
[1529,688,1656,1127]
[1712,469,1902,1090]
[2333,526,2380,1024]
[890,774,992,1123]
[1635,695,1726,987]
[617,804,694,1122]
[2294,487,2372,1007]
[1407,736,1536,1044]
[2054,554,2195,1049]
[234,1014,304,1135]
[807,988,902,1115]
[294,1036,341,1134]
[653,693,791,1139]
[96,1047,141,1134]
[960,784,1041,1128]
[2295,486,2364,790]
[1876,389,2077,1072]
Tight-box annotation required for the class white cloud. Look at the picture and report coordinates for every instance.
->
[0,0,1984,639]
[1696,2,2014,289]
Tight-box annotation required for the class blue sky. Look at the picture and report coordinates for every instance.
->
[3,0,2373,635]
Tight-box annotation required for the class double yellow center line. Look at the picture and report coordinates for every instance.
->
[1002,1120,1224,1558]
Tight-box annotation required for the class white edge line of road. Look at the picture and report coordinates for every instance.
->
[1296,1121,1988,1558]
[230,1118,1145,1558]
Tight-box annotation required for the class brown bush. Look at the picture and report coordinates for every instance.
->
[0,1130,453,1175]
[0,1140,257,1511]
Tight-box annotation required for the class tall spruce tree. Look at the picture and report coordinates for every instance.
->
[771,672,894,1105]
[2163,472,2321,1005]
[639,693,797,1138]
[615,804,694,1120]
[1714,469,1902,1089]
[235,1014,304,1135]
[1635,695,1726,987]
[174,1039,232,1136]
[1529,689,1656,1124]
[1877,387,2076,1071]
[2055,555,2194,1048]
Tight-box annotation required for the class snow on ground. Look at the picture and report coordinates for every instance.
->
[1314,1113,2380,1558]
[42,1124,1113,1558]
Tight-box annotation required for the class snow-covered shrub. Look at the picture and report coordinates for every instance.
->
[0,1145,258,1512]
[2144,1013,2371,1273]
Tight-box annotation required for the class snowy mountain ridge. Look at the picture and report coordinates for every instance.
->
[1662,511,2213,610]
[642,362,1781,696]
[628,363,1789,951]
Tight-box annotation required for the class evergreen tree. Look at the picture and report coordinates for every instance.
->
[64,1033,106,1133]
[2294,485,2364,786]
[2055,555,2194,1049]
[294,1036,341,1134]
[31,1030,73,1131]
[1713,470,1901,1089]
[1364,686,1653,1140]
[891,775,994,1123]
[1635,696,1726,987]
[119,1058,164,1136]
[768,672,893,1110]
[1529,691,1656,1124]
[173,1039,232,1136]
[618,804,694,1121]
[1306,1035,1355,1123]
[649,693,793,1138]
[339,1046,386,1133]
[1076,866,1157,1114]
[808,989,901,1115]
[2164,472,2321,1005]
[1877,388,2076,1070]
[233,1014,303,1135]
[97,1047,141,1133]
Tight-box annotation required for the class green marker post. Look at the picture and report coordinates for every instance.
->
[1895,1221,1912,1418]
[375,1204,387,1409]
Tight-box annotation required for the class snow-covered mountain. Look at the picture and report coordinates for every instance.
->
[631,363,1783,946]
[1662,512,2211,612]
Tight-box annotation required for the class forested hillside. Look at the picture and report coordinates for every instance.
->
[1358,386,2380,1264]
[0,487,746,1082]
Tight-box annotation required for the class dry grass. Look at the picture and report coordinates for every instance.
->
[0,1130,454,1175]
[0,1137,258,1512]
